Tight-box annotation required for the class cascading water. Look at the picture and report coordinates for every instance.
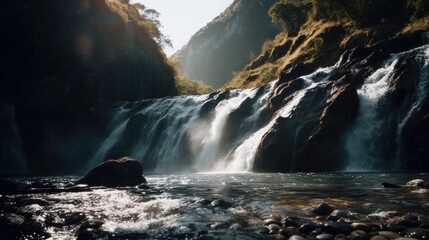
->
[87,32,429,173]
[345,44,429,170]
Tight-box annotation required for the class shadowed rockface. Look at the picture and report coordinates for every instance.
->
[0,0,177,174]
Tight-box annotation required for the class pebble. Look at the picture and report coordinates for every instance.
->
[300,222,321,234]
[349,230,370,240]
[377,231,401,239]
[316,233,334,240]
[284,217,302,227]
[313,203,334,216]
[370,235,389,240]
[265,218,282,226]
[268,223,282,234]
[351,223,373,232]
[289,235,306,240]
[323,221,352,235]
[335,234,349,240]
[329,210,350,221]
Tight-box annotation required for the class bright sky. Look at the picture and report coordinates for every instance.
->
[131,0,234,56]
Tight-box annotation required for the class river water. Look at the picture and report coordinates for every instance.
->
[5,172,429,239]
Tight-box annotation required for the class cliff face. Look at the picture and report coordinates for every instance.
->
[0,0,177,174]
[174,0,281,88]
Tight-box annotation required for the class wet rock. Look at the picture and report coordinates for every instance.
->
[335,234,349,240]
[382,182,402,188]
[323,221,352,235]
[268,223,282,234]
[283,216,302,227]
[350,230,370,240]
[317,233,335,240]
[351,223,373,233]
[310,228,324,237]
[391,215,422,228]
[76,228,108,240]
[269,212,283,222]
[77,157,146,187]
[265,218,283,226]
[405,179,427,188]
[313,203,334,216]
[210,199,232,209]
[290,235,306,240]
[371,235,389,240]
[394,238,419,240]
[329,210,350,221]
[285,226,301,236]
[300,223,321,234]
[377,231,401,239]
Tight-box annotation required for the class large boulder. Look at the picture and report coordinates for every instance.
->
[77,157,146,187]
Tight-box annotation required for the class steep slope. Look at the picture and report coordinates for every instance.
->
[174,0,281,88]
[225,0,429,89]
[0,0,177,174]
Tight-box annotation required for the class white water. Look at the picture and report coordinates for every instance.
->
[88,40,429,173]
[345,57,399,170]
[345,44,429,170]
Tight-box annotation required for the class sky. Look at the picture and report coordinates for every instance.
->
[132,0,234,56]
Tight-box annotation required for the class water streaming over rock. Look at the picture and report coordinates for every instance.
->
[88,35,429,173]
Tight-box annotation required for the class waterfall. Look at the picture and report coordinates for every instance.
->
[345,44,429,170]
[87,34,429,173]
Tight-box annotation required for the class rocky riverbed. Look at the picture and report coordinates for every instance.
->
[1,173,428,240]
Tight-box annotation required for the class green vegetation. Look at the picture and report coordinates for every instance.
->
[170,60,213,95]
[224,0,429,89]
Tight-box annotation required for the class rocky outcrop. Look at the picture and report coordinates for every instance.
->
[77,157,146,187]
[0,0,177,174]
[174,0,280,88]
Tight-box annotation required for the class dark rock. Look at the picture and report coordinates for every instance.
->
[279,63,316,84]
[370,235,389,240]
[268,223,282,234]
[310,228,324,237]
[210,199,232,209]
[77,219,104,233]
[264,218,283,226]
[300,223,321,234]
[351,223,373,233]
[377,231,401,239]
[350,230,370,240]
[77,157,146,187]
[317,233,335,240]
[324,221,352,235]
[290,235,306,240]
[329,210,350,221]
[382,182,402,188]
[283,216,302,227]
[335,234,349,240]
[313,203,334,216]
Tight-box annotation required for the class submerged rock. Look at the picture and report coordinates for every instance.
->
[313,203,334,216]
[77,157,146,187]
